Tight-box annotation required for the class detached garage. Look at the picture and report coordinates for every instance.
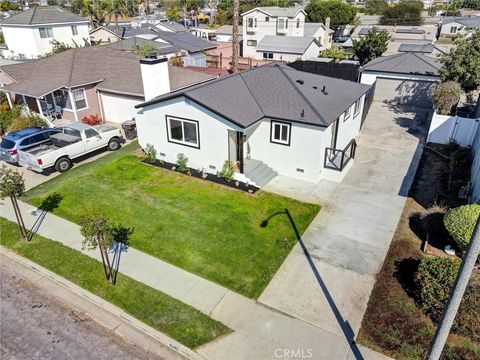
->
[360,52,441,109]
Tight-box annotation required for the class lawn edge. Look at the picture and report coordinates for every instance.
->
[0,245,206,360]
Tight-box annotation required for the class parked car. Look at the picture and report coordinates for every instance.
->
[18,122,125,173]
[334,36,350,43]
[0,127,61,164]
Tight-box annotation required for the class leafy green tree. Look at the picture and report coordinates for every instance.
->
[40,39,91,58]
[0,166,27,241]
[381,1,423,26]
[133,43,157,57]
[432,81,462,115]
[444,203,480,252]
[365,0,388,15]
[0,0,20,11]
[439,30,480,92]
[166,6,180,21]
[0,104,22,134]
[87,0,113,27]
[305,0,357,27]
[352,27,391,65]
[321,47,348,62]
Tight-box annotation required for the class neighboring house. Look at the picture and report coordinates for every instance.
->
[107,37,180,58]
[214,25,243,42]
[242,7,332,61]
[0,6,89,59]
[156,21,187,33]
[0,46,215,125]
[438,16,480,38]
[360,52,441,108]
[135,63,370,186]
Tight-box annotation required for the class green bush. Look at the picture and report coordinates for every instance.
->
[415,257,460,320]
[7,114,47,133]
[432,81,462,115]
[0,104,22,134]
[218,160,237,182]
[144,143,157,162]
[444,203,480,252]
[176,153,189,172]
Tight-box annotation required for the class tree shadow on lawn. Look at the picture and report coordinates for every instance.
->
[29,192,63,241]
[110,225,133,285]
[261,209,365,360]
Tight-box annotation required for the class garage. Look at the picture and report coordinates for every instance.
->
[99,92,143,124]
[360,52,441,109]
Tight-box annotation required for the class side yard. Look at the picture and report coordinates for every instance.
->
[357,144,480,359]
[0,217,230,348]
[21,142,320,299]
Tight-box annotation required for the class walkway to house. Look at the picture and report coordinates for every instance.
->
[260,102,431,339]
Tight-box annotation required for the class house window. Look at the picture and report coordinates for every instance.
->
[72,89,87,110]
[450,26,457,34]
[265,16,269,22]
[354,99,361,116]
[247,18,254,28]
[277,19,285,31]
[166,116,200,148]
[343,106,351,122]
[263,52,273,59]
[247,40,257,46]
[296,18,300,28]
[71,25,78,35]
[39,27,53,39]
[270,120,291,146]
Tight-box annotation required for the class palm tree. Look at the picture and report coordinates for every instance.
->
[110,0,128,38]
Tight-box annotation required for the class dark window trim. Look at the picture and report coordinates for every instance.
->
[270,119,291,146]
[165,115,201,149]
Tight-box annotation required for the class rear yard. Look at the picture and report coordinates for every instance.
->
[22,143,320,299]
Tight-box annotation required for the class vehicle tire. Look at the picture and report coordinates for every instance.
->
[55,157,72,172]
[108,138,121,151]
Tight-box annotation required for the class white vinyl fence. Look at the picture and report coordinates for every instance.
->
[427,111,479,147]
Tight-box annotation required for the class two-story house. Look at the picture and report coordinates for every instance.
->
[242,7,333,62]
[1,6,89,59]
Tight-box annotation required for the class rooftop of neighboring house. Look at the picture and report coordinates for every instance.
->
[215,25,244,35]
[351,25,436,42]
[152,30,217,53]
[256,35,319,54]
[1,6,87,26]
[241,6,306,18]
[0,46,215,98]
[157,21,187,32]
[103,23,158,38]
[137,63,370,129]
[362,52,442,76]
[440,15,480,27]
[397,43,434,54]
[304,22,334,36]
[107,37,179,56]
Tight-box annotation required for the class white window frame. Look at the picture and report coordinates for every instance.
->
[72,88,88,111]
[166,116,200,148]
[247,40,257,46]
[247,17,254,28]
[270,120,291,146]
[39,27,54,39]
[71,25,78,35]
[277,18,285,30]
[354,99,361,117]
[343,106,351,122]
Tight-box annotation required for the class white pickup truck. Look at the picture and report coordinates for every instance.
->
[19,122,125,173]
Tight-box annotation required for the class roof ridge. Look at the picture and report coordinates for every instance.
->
[29,5,37,25]
[364,52,404,68]
[238,71,265,118]
[412,52,438,70]
[66,48,77,88]
[277,66,328,124]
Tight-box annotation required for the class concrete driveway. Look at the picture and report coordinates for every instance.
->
[261,102,431,340]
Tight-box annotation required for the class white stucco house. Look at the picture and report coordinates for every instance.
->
[135,63,370,187]
[1,6,89,59]
[241,7,333,62]
[438,16,480,38]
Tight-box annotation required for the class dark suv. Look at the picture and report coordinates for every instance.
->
[0,127,60,164]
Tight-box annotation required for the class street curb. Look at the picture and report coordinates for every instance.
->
[0,246,206,360]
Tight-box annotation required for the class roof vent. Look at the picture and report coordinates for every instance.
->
[322,85,327,94]
[296,79,304,85]
[313,86,318,90]
[300,109,305,117]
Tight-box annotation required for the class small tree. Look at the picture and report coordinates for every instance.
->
[166,7,180,21]
[176,153,189,172]
[133,43,157,57]
[431,81,462,115]
[444,203,480,252]
[304,0,357,27]
[365,0,388,15]
[7,114,48,133]
[380,1,424,26]
[0,165,27,240]
[144,143,157,162]
[218,160,237,182]
[352,27,391,65]
[320,47,348,62]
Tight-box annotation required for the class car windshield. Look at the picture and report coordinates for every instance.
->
[0,139,15,149]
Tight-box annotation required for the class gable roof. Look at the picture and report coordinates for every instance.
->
[242,6,306,18]
[0,46,214,98]
[362,52,441,76]
[216,25,244,35]
[136,63,370,129]
[441,16,480,27]
[304,23,331,37]
[256,35,317,54]
[107,37,179,56]
[398,43,434,54]
[1,6,87,26]
[153,30,216,53]
[156,21,186,32]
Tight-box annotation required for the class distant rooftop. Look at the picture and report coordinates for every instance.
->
[1,6,87,26]
[152,30,216,53]
[398,43,434,54]
[242,6,305,18]
[107,37,179,56]
[441,16,480,27]
[395,28,425,34]
[256,35,316,54]
[363,52,441,76]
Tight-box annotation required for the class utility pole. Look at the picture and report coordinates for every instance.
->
[231,0,239,72]
[427,216,480,360]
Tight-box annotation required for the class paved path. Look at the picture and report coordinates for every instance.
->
[262,103,430,338]
[0,264,164,360]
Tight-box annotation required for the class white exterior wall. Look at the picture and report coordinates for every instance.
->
[136,97,242,174]
[360,71,439,85]
[427,110,479,147]
[3,23,89,59]
[335,95,365,149]
[254,41,320,61]
[440,22,477,37]
[100,92,143,124]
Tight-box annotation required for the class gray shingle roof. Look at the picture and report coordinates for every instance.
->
[153,31,216,53]
[362,52,441,76]
[256,35,316,54]
[243,6,305,18]
[398,43,434,54]
[1,6,87,26]
[216,25,243,35]
[137,63,370,128]
[441,16,480,27]
[157,21,186,32]
[303,23,328,37]
[395,28,425,34]
[0,46,214,98]
[107,37,179,56]
[104,23,157,38]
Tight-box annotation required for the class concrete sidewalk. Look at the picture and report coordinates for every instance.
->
[0,199,390,360]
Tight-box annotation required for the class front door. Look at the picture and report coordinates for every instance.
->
[228,130,244,173]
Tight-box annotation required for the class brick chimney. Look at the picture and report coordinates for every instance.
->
[140,57,171,101]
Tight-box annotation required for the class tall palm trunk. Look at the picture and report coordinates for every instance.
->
[232,0,239,72]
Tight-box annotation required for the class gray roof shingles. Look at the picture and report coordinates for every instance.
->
[1,6,87,26]
[441,16,480,27]
[245,6,305,18]
[256,35,315,54]
[137,63,370,128]
[153,31,217,53]
[107,37,179,55]
[398,43,434,53]
[362,52,441,76]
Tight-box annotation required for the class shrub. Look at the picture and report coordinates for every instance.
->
[82,114,102,126]
[321,47,348,62]
[218,160,237,182]
[432,81,462,115]
[7,114,47,133]
[444,203,480,252]
[0,105,22,134]
[452,283,480,342]
[144,143,157,162]
[415,257,460,320]
[176,153,189,172]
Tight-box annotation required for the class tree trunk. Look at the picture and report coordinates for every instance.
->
[98,241,110,281]
[231,0,239,72]
[99,239,114,283]
[115,12,120,39]
[11,196,27,241]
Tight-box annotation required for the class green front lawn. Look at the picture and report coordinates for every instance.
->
[23,143,320,298]
[0,218,230,348]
